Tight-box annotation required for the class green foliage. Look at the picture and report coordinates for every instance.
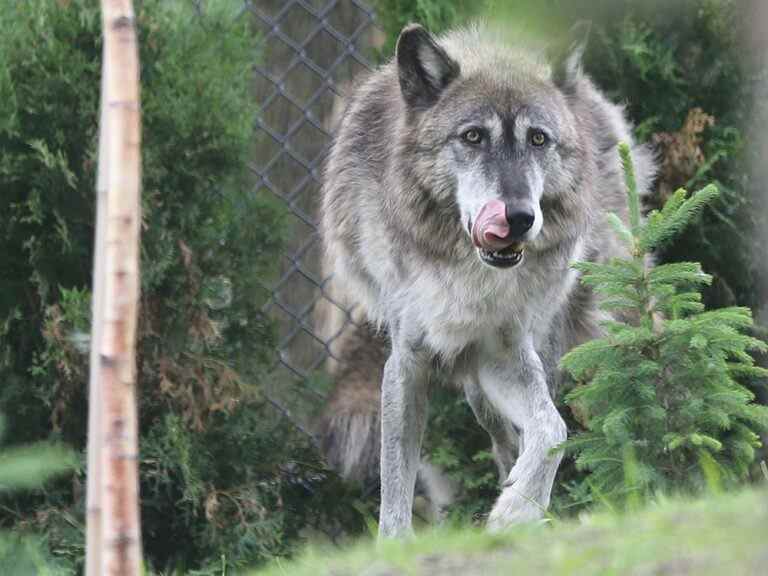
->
[559,144,768,506]
[0,443,75,494]
[423,389,497,523]
[0,416,75,575]
[0,416,75,495]
[579,2,762,312]
[140,408,360,574]
[0,0,357,572]
[0,535,65,576]
[373,0,483,55]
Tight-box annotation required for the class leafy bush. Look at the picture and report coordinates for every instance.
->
[560,144,768,505]
[0,1,357,572]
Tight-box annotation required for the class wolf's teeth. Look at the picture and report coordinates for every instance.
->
[491,250,521,260]
[478,247,524,267]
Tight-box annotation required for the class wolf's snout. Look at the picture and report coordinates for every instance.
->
[505,206,535,238]
[471,199,535,250]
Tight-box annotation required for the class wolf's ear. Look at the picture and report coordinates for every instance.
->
[396,24,460,109]
[552,20,591,91]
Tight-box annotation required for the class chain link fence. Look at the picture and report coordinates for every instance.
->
[242,0,382,428]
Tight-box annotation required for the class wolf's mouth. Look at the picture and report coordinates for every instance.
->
[478,242,524,269]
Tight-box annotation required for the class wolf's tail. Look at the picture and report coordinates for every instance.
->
[317,320,388,486]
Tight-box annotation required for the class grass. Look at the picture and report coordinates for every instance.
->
[253,488,767,576]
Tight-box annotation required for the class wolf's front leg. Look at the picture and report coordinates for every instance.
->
[479,336,566,531]
[379,342,430,539]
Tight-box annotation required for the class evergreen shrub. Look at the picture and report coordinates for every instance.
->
[560,144,768,505]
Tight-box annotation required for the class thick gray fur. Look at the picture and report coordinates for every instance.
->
[319,22,655,538]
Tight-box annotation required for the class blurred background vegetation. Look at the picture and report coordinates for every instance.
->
[0,0,764,574]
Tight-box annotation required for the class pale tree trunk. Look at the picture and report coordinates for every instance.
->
[86,1,143,575]
[85,39,108,576]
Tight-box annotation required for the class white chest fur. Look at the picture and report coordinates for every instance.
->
[385,241,583,359]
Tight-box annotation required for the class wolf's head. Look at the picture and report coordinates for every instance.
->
[395,23,591,269]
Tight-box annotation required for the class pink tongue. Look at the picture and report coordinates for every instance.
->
[472,200,512,250]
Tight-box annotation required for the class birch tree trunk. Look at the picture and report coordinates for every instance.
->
[86,1,142,574]
[85,38,109,576]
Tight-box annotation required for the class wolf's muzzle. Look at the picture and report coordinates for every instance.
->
[471,199,530,269]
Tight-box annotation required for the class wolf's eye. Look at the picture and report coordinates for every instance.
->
[461,128,484,145]
[530,130,548,147]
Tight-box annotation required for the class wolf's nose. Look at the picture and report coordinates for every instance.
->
[505,206,535,238]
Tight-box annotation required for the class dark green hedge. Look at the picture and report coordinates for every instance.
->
[0,1,358,573]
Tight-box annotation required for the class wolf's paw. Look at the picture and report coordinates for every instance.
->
[485,484,546,532]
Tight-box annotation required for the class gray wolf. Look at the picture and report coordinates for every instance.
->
[319,22,655,537]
